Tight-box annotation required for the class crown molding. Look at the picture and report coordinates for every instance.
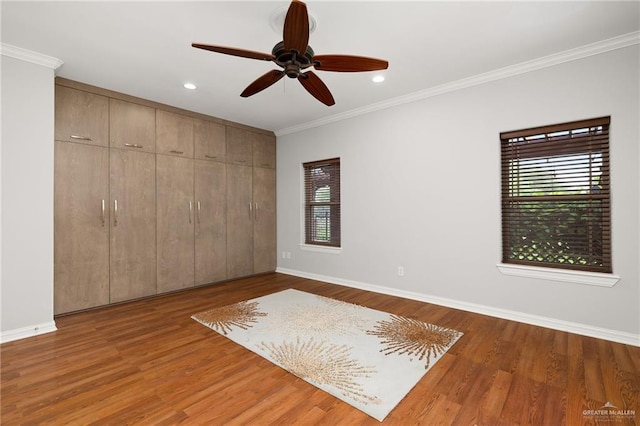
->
[275,31,640,136]
[1,43,63,70]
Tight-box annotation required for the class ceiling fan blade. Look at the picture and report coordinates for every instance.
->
[298,71,335,106]
[283,0,309,55]
[192,43,275,61]
[240,70,285,98]
[313,55,389,72]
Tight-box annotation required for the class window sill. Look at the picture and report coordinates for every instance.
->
[497,263,620,287]
[299,244,342,254]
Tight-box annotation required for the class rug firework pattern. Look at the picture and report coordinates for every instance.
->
[191,301,266,335]
[367,314,462,368]
[265,295,369,339]
[258,337,380,405]
[192,289,463,421]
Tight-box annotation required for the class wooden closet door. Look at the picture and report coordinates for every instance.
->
[157,155,195,293]
[226,127,252,165]
[55,86,109,147]
[253,167,276,274]
[109,99,156,153]
[252,132,276,169]
[194,160,227,285]
[156,110,194,157]
[54,141,109,314]
[194,119,225,162]
[226,163,253,279]
[109,149,157,302]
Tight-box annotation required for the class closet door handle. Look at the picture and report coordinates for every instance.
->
[124,143,143,149]
[205,155,217,160]
[197,201,201,224]
[254,202,258,220]
[101,199,106,227]
[188,201,193,224]
[249,202,252,218]
[70,135,92,141]
[113,199,118,226]
[169,150,184,155]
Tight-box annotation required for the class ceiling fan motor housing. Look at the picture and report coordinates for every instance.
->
[272,41,315,78]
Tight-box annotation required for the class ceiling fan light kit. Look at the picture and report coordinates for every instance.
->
[192,0,388,106]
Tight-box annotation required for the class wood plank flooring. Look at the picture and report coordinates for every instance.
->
[2,273,639,425]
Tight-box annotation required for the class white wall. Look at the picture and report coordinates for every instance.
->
[276,45,640,345]
[1,53,58,342]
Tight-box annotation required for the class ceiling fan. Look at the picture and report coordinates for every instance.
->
[192,0,388,106]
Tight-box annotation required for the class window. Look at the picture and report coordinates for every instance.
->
[303,158,341,247]
[500,116,611,273]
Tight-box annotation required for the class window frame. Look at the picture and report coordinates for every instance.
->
[303,158,341,248]
[500,116,612,274]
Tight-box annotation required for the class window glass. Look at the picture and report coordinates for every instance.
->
[501,117,611,272]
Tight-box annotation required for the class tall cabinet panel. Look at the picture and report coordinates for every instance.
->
[109,149,157,302]
[157,155,195,293]
[226,163,254,279]
[252,132,276,274]
[195,160,227,285]
[54,141,110,314]
[253,167,277,274]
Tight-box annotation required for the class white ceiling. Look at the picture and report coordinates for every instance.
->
[2,1,639,134]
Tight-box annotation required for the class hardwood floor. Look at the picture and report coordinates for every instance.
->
[2,273,639,425]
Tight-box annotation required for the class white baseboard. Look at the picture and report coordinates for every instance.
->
[0,321,57,344]
[276,267,640,347]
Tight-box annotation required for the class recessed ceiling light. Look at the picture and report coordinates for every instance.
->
[183,83,197,90]
[372,75,385,83]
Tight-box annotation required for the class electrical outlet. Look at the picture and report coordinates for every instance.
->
[282,251,286,259]
[397,266,404,277]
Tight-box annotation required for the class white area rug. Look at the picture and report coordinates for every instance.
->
[192,289,463,421]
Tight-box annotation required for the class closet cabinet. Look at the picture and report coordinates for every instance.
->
[157,156,228,290]
[54,141,157,313]
[252,133,276,169]
[156,110,194,157]
[253,167,277,273]
[110,99,156,152]
[54,141,110,314]
[54,79,276,314]
[156,155,195,293]
[252,131,276,274]
[109,150,157,302]
[226,127,253,165]
[228,126,276,168]
[226,132,276,278]
[195,119,225,162]
[226,163,254,279]
[55,86,109,147]
[195,160,227,285]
